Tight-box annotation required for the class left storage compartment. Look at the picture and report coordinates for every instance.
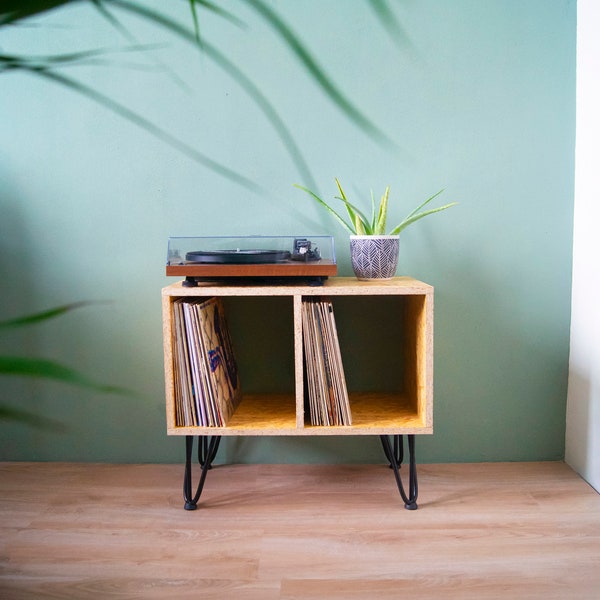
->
[162,282,299,436]
[169,296,241,428]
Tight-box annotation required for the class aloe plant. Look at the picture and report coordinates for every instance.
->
[295,178,457,236]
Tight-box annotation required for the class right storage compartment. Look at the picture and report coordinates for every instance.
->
[298,278,433,435]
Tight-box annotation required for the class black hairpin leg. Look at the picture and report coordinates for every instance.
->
[380,434,418,510]
[183,435,221,510]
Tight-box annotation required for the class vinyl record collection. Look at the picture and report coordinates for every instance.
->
[172,297,241,427]
[302,298,352,426]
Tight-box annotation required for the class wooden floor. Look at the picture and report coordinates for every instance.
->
[1,461,599,599]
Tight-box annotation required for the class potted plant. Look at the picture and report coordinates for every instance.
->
[295,179,457,280]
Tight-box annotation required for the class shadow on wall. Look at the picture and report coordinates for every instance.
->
[201,234,572,466]
[0,180,37,317]
[0,172,139,439]
[429,252,570,462]
[222,435,386,466]
[0,181,46,434]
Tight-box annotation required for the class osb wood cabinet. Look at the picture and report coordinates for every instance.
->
[161,277,433,438]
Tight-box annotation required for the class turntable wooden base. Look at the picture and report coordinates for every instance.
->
[166,259,337,280]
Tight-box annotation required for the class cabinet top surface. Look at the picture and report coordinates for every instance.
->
[162,276,433,297]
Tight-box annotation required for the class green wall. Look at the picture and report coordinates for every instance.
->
[0,0,575,464]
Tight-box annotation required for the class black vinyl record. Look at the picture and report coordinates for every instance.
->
[185,249,291,264]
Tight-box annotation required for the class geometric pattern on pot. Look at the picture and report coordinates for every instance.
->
[350,235,400,280]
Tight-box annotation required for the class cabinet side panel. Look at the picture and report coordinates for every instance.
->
[425,292,434,428]
[162,294,177,431]
[405,294,433,429]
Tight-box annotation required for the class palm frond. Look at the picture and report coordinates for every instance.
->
[1,303,133,428]
[33,66,262,192]
[0,301,93,330]
[0,356,128,394]
[0,405,65,431]
[186,0,245,45]
[241,0,397,150]
[0,0,73,26]
[107,0,316,188]
[367,0,413,52]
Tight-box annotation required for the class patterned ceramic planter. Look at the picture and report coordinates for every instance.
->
[349,235,400,280]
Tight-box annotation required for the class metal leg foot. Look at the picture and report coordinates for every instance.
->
[380,434,418,510]
[183,435,221,510]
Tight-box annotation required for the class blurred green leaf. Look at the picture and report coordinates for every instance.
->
[187,0,246,46]
[0,1,271,189]
[0,356,128,394]
[1,302,133,428]
[2,0,405,188]
[0,0,73,26]
[188,0,246,33]
[367,0,413,52]
[0,405,65,431]
[108,0,317,188]
[242,0,398,150]
[0,301,93,330]
[7,62,263,192]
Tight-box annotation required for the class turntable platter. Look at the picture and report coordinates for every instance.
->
[185,249,291,265]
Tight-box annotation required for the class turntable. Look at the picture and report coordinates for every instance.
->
[166,236,337,286]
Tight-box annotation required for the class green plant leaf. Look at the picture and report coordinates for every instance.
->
[0,301,94,330]
[367,0,413,53]
[334,178,374,234]
[186,0,244,45]
[0,356,129,395]
[354,217,367,235]
[90,1,192,92]
[0,0,72,26]
[294,184,356,234]
[1,52,263,190]
[39,67,264,192]
[0,44,161,72]
[389,202,458,235]
[369,190,377,232]
[1,0,314,189]
[188,0,201,45]
[335,179,363,234]
[374,186,389,235]
[402,189,446,222]
[0,405,66,431]
[339,197,372,234]
[188,0,246,31]
[2,0,404,187]
[108,0,317,189]
[241,0,397,150]
[299,179,457,236]
[0,301,134,428]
